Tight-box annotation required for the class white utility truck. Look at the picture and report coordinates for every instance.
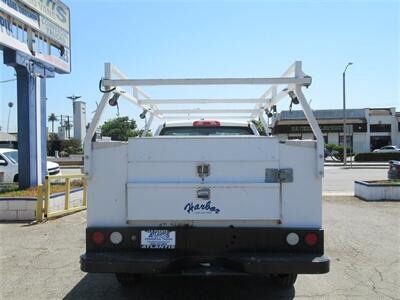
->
[80,61,330,287]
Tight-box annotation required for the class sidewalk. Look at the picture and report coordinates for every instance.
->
[324,161,386,168]
[324,157,387,167]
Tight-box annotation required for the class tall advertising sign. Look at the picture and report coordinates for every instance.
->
[0,0,71,73]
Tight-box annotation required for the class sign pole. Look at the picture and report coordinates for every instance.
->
[4,49,53,188]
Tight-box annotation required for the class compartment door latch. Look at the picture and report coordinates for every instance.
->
[197,164,210,179]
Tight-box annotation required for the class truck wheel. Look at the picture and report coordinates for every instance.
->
[271,274,297,287]
[115,273,141,286]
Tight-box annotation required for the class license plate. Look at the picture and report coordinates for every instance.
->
[141,230,176,249]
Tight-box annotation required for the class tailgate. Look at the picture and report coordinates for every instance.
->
[127,137,281,222]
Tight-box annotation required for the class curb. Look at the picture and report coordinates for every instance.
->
[323,192,354,196]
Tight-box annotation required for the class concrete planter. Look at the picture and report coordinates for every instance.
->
[0,188,84,221]
[0,198,37,221]
[355,181,400,201]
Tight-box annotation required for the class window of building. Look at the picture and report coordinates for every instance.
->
[370,136,391,151]
[370,124,391,132]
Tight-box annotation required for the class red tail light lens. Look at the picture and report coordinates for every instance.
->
[193,120,220,127]
[91,231,105,245]
[304,233,318,246]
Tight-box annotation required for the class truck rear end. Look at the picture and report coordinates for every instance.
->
[81,61,330,287]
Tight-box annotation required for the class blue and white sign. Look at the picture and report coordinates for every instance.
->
[141,230,176,249]
[0,0,71,73]
[21,0,70,31]
[1,0,38,22]
[40,15,69,47]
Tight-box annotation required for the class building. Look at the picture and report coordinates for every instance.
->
[73,100,87,143]
[57,126,67,141]
[0,132,17,149]
[272,107,400,153]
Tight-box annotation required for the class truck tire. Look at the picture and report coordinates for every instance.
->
[115,273,141,286]
[271,274,297,287]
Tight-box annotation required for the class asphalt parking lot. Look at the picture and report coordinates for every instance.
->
[1,196,399,300]
[323,166,387,194]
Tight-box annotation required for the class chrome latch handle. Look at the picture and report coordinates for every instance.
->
[197,188,211,200]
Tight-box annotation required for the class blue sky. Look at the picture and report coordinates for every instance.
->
[1,0,399,133]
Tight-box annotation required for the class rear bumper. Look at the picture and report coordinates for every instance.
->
[81,251,329,275]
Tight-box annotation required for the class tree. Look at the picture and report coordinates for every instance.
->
[48,113,58,133]
[64,119,73,139]
[251,119,267,136]
[47,133,61,156]
[100,117,140,141]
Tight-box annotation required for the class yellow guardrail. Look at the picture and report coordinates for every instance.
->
[36,174,87,222]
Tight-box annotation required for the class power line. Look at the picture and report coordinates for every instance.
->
[0,78,17,84]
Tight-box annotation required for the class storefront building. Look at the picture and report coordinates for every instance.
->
[271,108,400,153]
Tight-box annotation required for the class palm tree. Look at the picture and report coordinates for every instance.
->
[64,119,73,139]
[48,113,58,133]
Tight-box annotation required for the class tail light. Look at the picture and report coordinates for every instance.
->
[193,120,220,127]
[304,232,318,246]
[91,231,105,245]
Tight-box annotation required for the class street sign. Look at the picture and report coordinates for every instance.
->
[0,0,71,73]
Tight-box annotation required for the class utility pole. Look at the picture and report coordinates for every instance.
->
[67,94,81,106]
[7,102,14,133]
[67,115,71,139]
[342,62,353,166]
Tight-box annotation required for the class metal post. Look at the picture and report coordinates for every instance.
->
[36,184,44,222]
[44,177,50,218]
[82,177,88,207]
[67,115,71,139]
[65,178,70,210]
[343,71,347,166]
[7,102,13,133]
[342,62,353,167]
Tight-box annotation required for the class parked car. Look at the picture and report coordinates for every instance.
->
[373,145,400,153]
[388,160,400,180]
[0,148,60,183]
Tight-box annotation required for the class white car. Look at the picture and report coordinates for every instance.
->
[0,148,60,183]
[373,145,400,153]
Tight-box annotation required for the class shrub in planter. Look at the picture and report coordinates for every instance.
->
[59,151,69,157]
[61,139,83,155]
[325,144,353,161]
[48,136,82,156]
[47,133,62,156]
[354,152,400,162]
